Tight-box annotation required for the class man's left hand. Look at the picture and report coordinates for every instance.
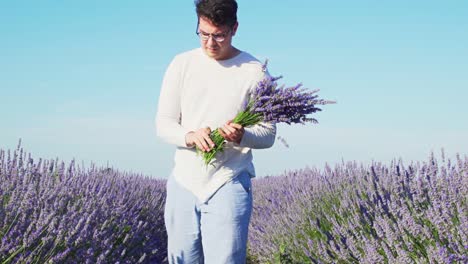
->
[218,119,244,144]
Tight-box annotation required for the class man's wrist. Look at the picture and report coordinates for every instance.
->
[185,131,195,148]
[236,129,245,145]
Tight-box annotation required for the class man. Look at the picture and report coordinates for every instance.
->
[155,0,276,263]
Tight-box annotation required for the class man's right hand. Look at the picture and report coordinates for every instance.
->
[185,127,215,152]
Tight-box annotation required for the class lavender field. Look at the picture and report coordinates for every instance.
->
[1,143,466,263]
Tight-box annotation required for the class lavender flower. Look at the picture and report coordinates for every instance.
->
[200,62,336,165]
[0,141,167,263]
[248,151,467,263]
[1,142,465,263]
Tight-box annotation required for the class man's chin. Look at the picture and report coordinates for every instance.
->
[205,48,221,58]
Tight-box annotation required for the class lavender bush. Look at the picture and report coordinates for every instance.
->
[248,151,467,263]
[0,142,167,263]
[2,142,466,263]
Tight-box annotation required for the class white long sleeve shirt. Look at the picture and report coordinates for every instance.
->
[155,48,276,203]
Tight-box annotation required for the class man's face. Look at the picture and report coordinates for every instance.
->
[197,16,238,60]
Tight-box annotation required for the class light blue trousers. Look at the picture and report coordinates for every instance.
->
[164,171,253,264]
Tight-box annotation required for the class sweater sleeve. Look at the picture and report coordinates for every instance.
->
[155,56,191,148]
[238,121,276,149]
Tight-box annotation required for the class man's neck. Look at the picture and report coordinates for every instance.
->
[219,47,240,61]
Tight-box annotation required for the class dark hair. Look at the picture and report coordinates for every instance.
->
[195,0,238,28]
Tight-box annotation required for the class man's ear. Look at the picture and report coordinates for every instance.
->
[232,22,239,36]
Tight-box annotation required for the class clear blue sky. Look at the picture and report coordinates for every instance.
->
[1,1,467,178]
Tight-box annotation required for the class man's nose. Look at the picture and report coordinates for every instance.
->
[206,36,217,47]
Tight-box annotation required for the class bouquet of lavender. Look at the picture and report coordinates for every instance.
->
[198,65,335,165]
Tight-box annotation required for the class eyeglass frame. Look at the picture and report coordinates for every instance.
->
[195,22,233,43]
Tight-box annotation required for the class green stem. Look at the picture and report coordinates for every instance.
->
[199,111,264,166]
[2,245,25,264]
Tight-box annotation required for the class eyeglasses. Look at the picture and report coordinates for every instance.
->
[196,29,231,43]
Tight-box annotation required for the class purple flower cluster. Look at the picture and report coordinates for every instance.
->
[201,66,335,165]
[0,142,167,263]
[246,73,335,125]
[2,141,466,263]
[248,151,467,263]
